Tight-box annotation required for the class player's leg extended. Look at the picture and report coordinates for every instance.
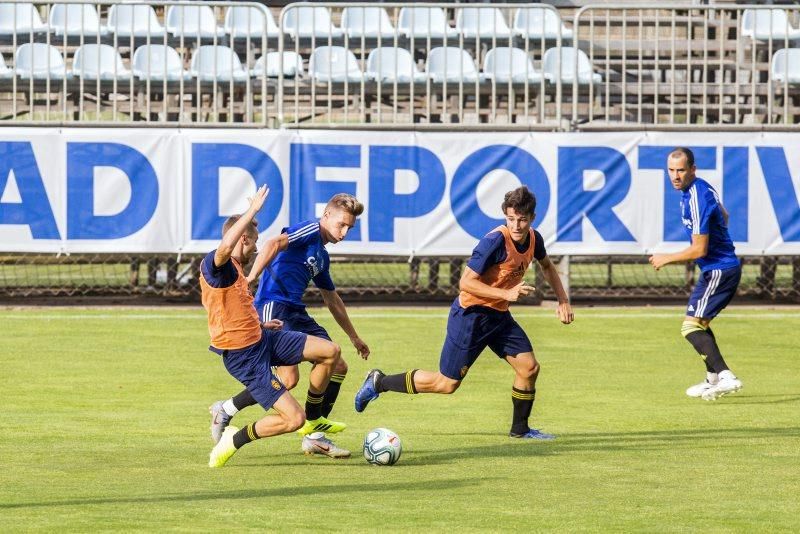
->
[297,335,347,435]
[504,352,552,439]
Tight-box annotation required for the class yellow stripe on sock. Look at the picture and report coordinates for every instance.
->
[681,320,707,337]
[306,395,324,404]
[330,374,346,383]
[512,392,535,400]
[247,424,256,441]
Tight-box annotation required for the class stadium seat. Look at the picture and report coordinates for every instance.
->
[0,3,47,36]
[190,45,248,82]
[397,7,457,39]
[366,47,427,83]
[14,43,71,80]
[251,51,304,78]
[309,46,362,83]
[741,9,800,41]
[283,6,343,39]
[426,47,484,83]
[455,8,512,39]
[72,44,131,80]
[132,44,190,82]
[543,48,601,84]
[107,5,165,39]
[483,47,548,84]
[0,52,12,78]
[225,6,279,39]
[772,48,800,83]
[49,4,107,37]
[166,5,225,39]
[513,7,573,40]
[341,7,396,39]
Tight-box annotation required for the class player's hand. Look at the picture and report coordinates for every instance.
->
[506,282,536,302]
[556,302,574,324]
[248,185,269,213]
[649,254,668,271]
[351,336,370,360]
[262,319,283,331]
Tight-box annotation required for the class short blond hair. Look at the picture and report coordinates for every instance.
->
[222,214,258,236]
[326,193,364,217]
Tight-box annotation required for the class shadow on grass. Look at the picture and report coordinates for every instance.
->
[0,477,492,510]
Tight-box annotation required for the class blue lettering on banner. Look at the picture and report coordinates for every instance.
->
[289,143,360,240]
[0,141,60,239]
[722,147,748,242]
[67,142,158,239]
[638,146,716,242]
[557,147,635,242]
[450,145,550,239]
[369,145,445,242]
[191,143,283,240]
[756,147,800,242]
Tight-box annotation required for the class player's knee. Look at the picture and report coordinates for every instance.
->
[436,375,460,394]
[333,357,348,375]
[285,410,306,432]
[517,359,540,380]
[283,374,299,391]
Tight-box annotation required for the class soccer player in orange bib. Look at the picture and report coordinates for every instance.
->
[355,186,573,439]
[201,185,345,467]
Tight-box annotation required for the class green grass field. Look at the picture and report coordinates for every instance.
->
[2,306,799,532]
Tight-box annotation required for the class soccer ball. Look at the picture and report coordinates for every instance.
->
[363,428,402,466]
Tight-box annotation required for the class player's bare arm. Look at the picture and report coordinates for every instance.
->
[320,288,370,359]
[459,266,535,303]
[649,233,709,270]
[720,203,730,226]
[246,233,289,284]
[537,255,574,324]
[214,185,268,267]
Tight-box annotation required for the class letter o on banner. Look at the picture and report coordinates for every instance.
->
[450,145,550,239]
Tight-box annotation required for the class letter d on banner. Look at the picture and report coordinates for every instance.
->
[67,143,158,239]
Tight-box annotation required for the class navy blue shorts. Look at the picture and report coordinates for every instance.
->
[687,265,741,319]
[257,300,331,341]
[214,329,307,410]
[439,303,533,381]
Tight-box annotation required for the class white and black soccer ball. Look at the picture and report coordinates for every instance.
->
[363,428,402,466]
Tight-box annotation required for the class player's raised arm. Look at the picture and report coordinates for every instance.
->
[320,288,370,359]
[214,185,268,267]
[537,255,574,324]
[246,233,289,284]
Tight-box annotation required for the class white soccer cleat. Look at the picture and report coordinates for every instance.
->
[302,432,351,459]
[701,376,743,401]
[209,426,239,468]
[686,380,716,398]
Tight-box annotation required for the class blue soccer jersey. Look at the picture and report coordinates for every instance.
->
[253,220,335,308]
[680,178,739,272]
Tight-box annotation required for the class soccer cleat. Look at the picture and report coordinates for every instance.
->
[701,376,743,401]
[354,369,385,413]
[208,426,238,468]
[509,428,556,440]
[209,401,232,444]
[302,432,351,459]
[685,380,716,398]
[296,416,346,436]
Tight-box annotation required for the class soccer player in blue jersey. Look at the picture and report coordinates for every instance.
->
[649,147,743,401]
[209,193,370,458]
[354,186,573,440]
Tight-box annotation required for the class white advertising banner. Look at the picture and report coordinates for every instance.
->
[1,129,799,255]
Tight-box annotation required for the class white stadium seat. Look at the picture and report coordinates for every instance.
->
[107,5,165,39]
[309,46,363,83]
[133,45,190,82]
[483,47,548,84]
[166,5,225,39]
[225,6,279,39]
[72,44,131,80]
[514,7,573,40]
[426,47,483,83]
[251,51,304,78]
[397,7,458,40]
[543,48,601,84]
[49,4,107,37]
[0,52,12,78]
[190,45,248,82]
[455,7,512,39]
[741,9,800,41]
[0,3,47,35]
[341,7,396,39]
[366,47,427,83]
[772,48,800,83]
[283,6,343,39]
[14,43,71,80]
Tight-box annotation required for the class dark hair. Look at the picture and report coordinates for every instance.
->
[501,186,536,217]
[222,214,258,236]
[326,193,364,217]
[669,147,695,167]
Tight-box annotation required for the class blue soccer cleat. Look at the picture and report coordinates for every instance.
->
[354,369,385,413]
[509,428,556,440]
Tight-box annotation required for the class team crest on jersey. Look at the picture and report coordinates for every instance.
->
[304,253,324,277]
[460,365,469,378]
[271,379,282,390]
